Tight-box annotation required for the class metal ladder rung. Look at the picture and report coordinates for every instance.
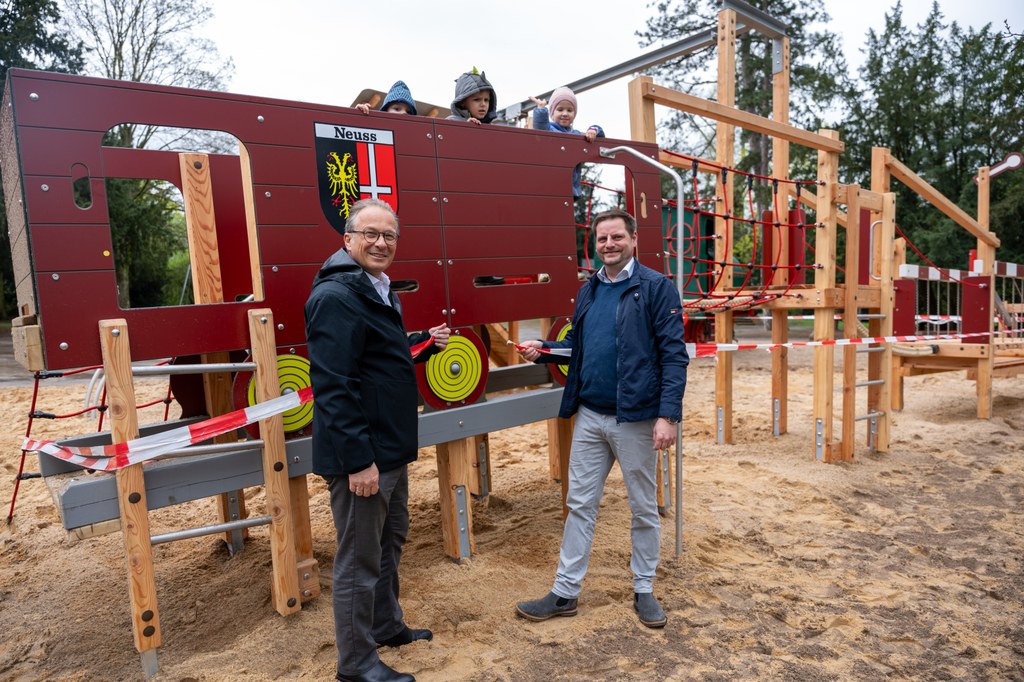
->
[856,346,886,353]
[854,410,885,423]
[156,439,264,460]
[855,379,885,388]
[855,313,886,320]
[150,515,272,545]
[132,362,257,376]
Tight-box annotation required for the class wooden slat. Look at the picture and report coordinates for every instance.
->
[770,37,792,436]
[641,81,844,154]
[238,143,265,300]
[657,151,721,175]
[814,130,840,461]
[874,193,897,451]
[100,319,161,652]
[289,476,320,602]
[247,310,301,615]
[887,155,999,248]
[839,187,861,461]
[628,76,657,144]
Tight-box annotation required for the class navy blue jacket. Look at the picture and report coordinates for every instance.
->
[540,261,688,422]
[304,248,437,476]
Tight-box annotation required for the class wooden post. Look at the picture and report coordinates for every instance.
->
[874,192,897,451]
[179,152,248,550]
[435,438,477,561]
[247,310,301,615]
[714,7,737,445]
[838,187,860,461]
[99,320,161,669]
[771,36,792,436]
[975,166,995,419]
[814,130,841,461]
[628,75,657,144]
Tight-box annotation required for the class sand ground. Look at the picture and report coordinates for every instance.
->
[1,328,1022,681]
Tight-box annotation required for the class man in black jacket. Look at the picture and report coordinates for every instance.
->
[305,198,449,682]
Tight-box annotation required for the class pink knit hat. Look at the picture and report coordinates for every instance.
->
[548,86,577,113]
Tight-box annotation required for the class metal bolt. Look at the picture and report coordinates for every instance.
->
[437,134,444,140]
[51,273,59,280]
[432,197,438,203]
[277,323,284,330]
[40,184,49,192]
[564,201,570,207]
[303,572,310,580]
[287,598,297,608]
[583,148,588,153]
[111,329,121,337]
[570,298,575,303]
[560,146,566,152]
[59,342,68,350]
[193,160,202,169]
[442,309,448,315]
[447,260,453,265]
[29,93,39,101]
[272,266,279,272]
[303,589,311,597]
[450,308,456,314]
[289,347,296,354]
[293,456,300,464]
[128,492,141,503]
[426,133,432,139]
[257,115,265,123]
[443,197,449,203]
[437,260,443,266]
[260,316,268,324]
[265,191,272,198]
[458,420,464,427]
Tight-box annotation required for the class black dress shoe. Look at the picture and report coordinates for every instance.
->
[376,625,433,648]
[336,659,415,682]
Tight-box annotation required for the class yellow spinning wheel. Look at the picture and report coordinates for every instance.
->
[547,316,573,386]
[233,353,314,437]
[416,328,488,409]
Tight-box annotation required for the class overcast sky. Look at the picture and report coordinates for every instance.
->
[203,0,1022,140]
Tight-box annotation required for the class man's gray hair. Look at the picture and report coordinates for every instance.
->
[345,198,400,234]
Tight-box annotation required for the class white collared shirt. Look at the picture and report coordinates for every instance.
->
[365,271,392,307]
[596,256,636,284]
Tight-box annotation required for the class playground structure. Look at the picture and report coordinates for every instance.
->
[3,0,1021,676]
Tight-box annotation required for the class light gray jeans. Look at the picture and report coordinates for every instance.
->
[552,406,661,599]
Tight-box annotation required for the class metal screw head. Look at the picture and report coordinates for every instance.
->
[272,266,279,272]
[560,146,566,152]
[458,420,464,427]
[432,197,438,203]
[265,191,272,198]
[59,342,68,350]
[260,316,268,324]
[437,260,443,266]
[570,298,575,303]
[193,160,202,169]
[257,115,265,123]
[450,308,456,314]
[442,197,449,203]
[564,201,570,207]
[40,184,49,192]
[442,309,448,315]
[426,133,433,139]
[29,93,39,101]
[447,260,453,265]
[437,134,444,140]
[51,273,59,280]
[277,323,284,330]
[111,328,121,337]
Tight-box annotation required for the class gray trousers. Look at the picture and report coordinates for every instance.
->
[327,466,409,675]
[552,406,661,599]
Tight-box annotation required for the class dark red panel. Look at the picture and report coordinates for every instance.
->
[440,194,572,226]
[444,256,578,327]
[892,279,916,335]
[256,225,345,267]
[442,225,575,259]
[961,276,991,343]
[387,260,451,332]
[394,190,442,227]
[858,208,872,286]
[23,174,108,225]
[17,126,105,175]
[438,159,570,196]
[31,224,114,272]
[250,184,321,226]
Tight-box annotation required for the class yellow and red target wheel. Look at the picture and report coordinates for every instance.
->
[416,328,488,410]
[233,352,314,438]
[547,316,573,386]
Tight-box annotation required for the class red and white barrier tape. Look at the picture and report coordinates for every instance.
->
[23,386,313,472]
[23,333,441,472]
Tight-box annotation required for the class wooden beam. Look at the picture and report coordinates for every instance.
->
[640,80,844,153]
[100,319,161,654]
[247,310,301,615]
[886,155,1000,248]
[628,75,657,144]
[770,36,791,436]
[814,130,840,461]
[657,150,721,175]
[839,186,861,462]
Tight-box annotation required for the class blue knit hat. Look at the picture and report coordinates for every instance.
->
[380,80,417,116]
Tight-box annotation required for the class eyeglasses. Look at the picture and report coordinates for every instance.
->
[350,229,399,245]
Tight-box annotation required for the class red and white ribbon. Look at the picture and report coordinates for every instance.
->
[23,387,314,472]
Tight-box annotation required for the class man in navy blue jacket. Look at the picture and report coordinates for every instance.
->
[515,208,688,628]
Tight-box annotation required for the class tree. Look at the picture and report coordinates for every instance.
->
[842,3,1024,268]
[0,0,84,319]
[59,0,234,306]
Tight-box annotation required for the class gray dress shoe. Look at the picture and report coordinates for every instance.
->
[515,591,578,621]
[634,592,667,628]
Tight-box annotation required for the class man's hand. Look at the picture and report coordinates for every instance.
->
[515,339,544,362]
[653,418,676,451]
[349,463,379,497]
[429,323,450,350]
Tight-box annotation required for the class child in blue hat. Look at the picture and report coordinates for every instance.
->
[356,80,417,115]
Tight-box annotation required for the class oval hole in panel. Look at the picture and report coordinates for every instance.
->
[71,163,92,209]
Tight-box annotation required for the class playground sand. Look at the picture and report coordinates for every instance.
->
[1,358,1023,681]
